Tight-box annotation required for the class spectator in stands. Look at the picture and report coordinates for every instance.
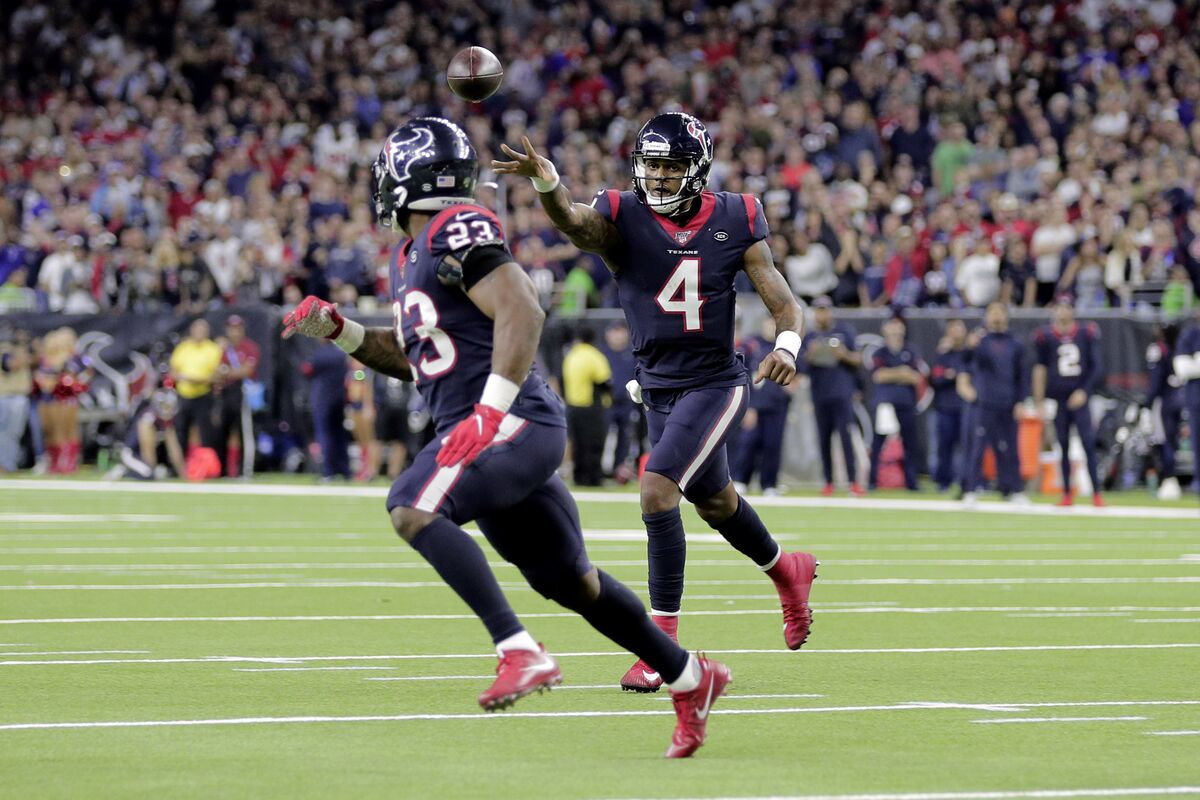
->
[1031,203,1077,306]
[955,237,1003,308]
[931,120,973,197]
[169,318,222,458]
[784,228,837,304]
[1059,237,1107,310]
[562,326,611,487]
[0,266,36,313]
[1104,230,1144,309]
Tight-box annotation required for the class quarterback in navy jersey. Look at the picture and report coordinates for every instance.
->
[495,112,818,692]
[283,117,729,758]
[1032,297,1105,506]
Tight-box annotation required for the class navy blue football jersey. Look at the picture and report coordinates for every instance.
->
[390,203,565,435]
[1033,322,1101,398]
[591,190,768,390]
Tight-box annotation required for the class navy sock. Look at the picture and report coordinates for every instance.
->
[579,571,689,683]
[714,496,780,567]
[409,517,523,644]
[643,507,686,614]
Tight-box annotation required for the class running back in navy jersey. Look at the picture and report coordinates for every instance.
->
[390,203,564,435]
[591,190,767,390]
[1033,322,1101,399]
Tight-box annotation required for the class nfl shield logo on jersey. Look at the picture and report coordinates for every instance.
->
[674,230,692,244]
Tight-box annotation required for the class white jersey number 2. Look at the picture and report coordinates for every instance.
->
[656,257,706,332]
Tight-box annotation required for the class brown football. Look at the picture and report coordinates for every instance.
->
[447,46,504,102]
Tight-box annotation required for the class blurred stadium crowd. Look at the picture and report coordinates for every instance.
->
[1,0,1199,493]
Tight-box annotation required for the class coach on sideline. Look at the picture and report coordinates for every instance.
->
[169,318,223,454]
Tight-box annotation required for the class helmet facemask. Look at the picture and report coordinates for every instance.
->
[633,156,705,215]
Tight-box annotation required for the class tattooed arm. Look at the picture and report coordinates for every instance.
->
[742,239,804,386]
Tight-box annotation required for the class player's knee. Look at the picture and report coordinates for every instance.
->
[694,490,738,527]
[390,506,440,543]
[526,567,600,610]
[640,472,681,515]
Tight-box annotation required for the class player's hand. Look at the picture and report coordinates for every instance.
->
[1012,402,1025,420]
[755,350,796,386]
[436,404,506,468]
[492,136,557,183]
[742,408,759,430]
[1067,388,1087,410]
[958,385,978,404]
[282,296,344,341]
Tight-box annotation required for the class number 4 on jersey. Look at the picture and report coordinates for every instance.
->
[656,257,705,332]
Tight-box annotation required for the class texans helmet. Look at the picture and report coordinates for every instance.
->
[631,112,713,215]
[371,117,478,230]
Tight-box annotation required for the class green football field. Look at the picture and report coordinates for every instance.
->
[1,479,1198,800]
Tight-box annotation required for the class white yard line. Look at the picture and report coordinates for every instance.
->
[4,479,1199,520]
[3,643,1200,668]
[7,606,1200,626]
[605,788,1200,800]
[0,704,1196,734]
[231,666,396,673]
[1148,730,1200,736]
[1131,619,1200,624]
[0,513,181,523]
[970,716,1147,724]
[0,650,148,656]
[4,576,1198,591]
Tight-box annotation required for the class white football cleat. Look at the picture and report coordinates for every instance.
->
[1158,477,1181,501]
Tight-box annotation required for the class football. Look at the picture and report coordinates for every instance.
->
[447,46,504,102]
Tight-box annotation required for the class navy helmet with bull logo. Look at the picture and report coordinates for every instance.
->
[631,111,714,215]
[370,117,479,230]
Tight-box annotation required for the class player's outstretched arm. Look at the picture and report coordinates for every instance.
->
[492,136,621,258]
[281,296,413,381]
[743,239,804,386]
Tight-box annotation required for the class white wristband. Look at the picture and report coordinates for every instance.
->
[333,318,365,354]
[530,163,560,193]
[774,330,802,359]
[481,373,521,413]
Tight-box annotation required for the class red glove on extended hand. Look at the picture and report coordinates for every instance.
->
[436,404,506,468]
[281,296,345,340]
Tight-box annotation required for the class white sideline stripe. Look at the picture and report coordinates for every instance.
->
[679,385,744,490]
[1008,613,1132,618]
[605,788,1200,800]
[971,716,1147,724]
[1149,730,1200,736]
[0,513,181,523]
[1132,619,1200,624]
[366,675,493,682]
[232,667,396,673]
[6,478,1199,520]
[6,576,1199,591]
[3,643,1200,667]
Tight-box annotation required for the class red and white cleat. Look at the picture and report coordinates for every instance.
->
[1057,493,1074,507]
[665,656,732,758]
[768,551,819,650]
[1092,493,1106,508]
[619,659,664,692]
[478,646,561,711]
[849,483,866,498]
[620,614,676,692]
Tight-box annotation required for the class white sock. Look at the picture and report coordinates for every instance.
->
[758,544,783,571]
[495,630,540,655]
[667,652,701,693]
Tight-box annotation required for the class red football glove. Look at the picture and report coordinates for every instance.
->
[281,296,344,340]
[436,404,506,468]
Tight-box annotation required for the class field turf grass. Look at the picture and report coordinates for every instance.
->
[0,479,1198,800]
